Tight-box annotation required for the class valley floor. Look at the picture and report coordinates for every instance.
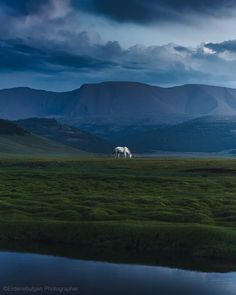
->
[0,157,236,261]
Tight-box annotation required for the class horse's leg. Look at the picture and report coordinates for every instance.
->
[124,152,127,159]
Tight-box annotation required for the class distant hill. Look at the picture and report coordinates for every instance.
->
[3,82,236,130]
[17,118,115,153]
[119,116,236,153]
[0,119,85,156]
[0,119,28,135]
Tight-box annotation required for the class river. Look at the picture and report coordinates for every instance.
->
[0,251,235,294]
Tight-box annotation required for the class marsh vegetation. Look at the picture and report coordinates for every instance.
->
[0,158,236,261]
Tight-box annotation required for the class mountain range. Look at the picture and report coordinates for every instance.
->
[3,81,236,154]
[2,82,236,127]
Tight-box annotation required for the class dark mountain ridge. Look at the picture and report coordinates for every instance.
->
[119,116,236,153]
[0,119,28,135]
[3,82,236,128]
[0,119,85,156]
[17,118,115,153]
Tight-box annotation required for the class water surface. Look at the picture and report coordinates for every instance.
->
[0,251,235,295]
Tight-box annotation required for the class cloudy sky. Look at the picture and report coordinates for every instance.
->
[2,0,236,90]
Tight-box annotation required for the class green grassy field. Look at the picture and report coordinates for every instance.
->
[0,157,236,261]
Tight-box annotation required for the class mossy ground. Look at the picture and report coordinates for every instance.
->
[0,157,236,260]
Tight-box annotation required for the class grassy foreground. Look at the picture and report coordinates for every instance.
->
[0,157,236,261]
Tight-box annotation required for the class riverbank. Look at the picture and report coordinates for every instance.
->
[1,220,236,261]
[0,158,236,262]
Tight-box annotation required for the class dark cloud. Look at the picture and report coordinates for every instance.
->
[0,0,50,16]
[0,1,236,90]
[0,40,116,73]
[174,46,192,54]
[75,0,236,24]
[206,40,236,53]
[1,0,235,24]
[0,40,44,71]
[0,37,235,90]
[49,50,116,70]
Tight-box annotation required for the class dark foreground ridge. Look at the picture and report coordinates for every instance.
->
[1,220,236,263]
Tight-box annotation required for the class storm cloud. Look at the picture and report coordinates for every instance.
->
[2,0,236,24]
[0,0,70,17]
[0,39,116,73]
[206,40,236,53]
[0,35,232,89]
[75,0,236,24]
[0,0,236,90]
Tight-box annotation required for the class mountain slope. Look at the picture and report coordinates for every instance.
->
[17,118,115,153]
[0,119,85,156]
[0,119,28,135]
[3,82,236,128]
[119,116,236,153]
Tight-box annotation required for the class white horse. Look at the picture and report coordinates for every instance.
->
[114,146,132,159]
